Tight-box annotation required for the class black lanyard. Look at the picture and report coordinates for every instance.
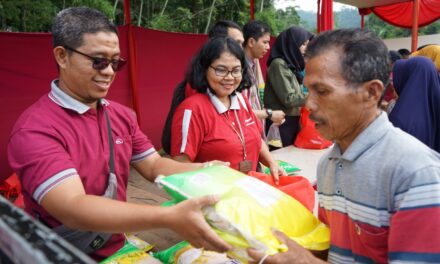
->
[224,110,247,161]
[103,108,115,175]
[50,106,117,254]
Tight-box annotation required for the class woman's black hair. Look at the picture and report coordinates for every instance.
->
[161,37,251,154]
[186,37,252,94]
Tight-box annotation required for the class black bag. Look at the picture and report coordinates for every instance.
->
[52,107,117,254]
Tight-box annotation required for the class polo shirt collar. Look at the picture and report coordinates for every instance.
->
[246,56,255,69]
[328,111,389,161]
[207,89,240,114]
[49,80,109,114]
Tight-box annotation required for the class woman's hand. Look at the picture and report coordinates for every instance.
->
[271,110,286,125]
[268,161,287,185]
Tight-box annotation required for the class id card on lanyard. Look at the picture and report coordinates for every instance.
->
[224,110,253,174]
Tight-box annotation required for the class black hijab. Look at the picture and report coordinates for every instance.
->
[267,26,313,84]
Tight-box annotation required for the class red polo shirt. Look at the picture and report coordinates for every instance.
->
[8,81,155,259]
[171,91,262,171]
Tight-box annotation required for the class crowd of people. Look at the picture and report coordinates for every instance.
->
[6,6,440,264]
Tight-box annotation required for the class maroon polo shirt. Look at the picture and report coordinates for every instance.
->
[8,81,155,259]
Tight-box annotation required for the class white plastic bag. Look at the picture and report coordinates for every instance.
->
[267,123,282,148]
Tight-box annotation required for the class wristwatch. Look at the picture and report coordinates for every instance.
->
[265,108,273,119]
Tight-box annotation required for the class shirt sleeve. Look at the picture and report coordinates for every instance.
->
[267,59,306,108]
[170,103,204,161]
[388,166,440,262]
[240,93,263,134]
[8,128,78,204]
[128,110,156,163]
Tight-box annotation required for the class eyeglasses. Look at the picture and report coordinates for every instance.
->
[64,46,126,72]
[209,66,243,78]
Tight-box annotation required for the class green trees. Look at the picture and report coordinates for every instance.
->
[365,13,411,38]
[125,0,251,33]
[0,0,56,32]
[0,0,438,37]
[365,13,439,39]
[0,0,299,35]
[0,0,115,32]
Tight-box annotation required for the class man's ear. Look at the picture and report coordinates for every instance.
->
[53,46,69,69]
[248,37,256,48]
[362,79,384,107]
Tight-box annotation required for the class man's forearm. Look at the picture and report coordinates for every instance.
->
[54,194,172,233]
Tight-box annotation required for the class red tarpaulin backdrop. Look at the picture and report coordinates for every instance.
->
[0,26,272,180]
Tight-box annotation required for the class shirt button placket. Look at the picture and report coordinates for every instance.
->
[335,161,343,196]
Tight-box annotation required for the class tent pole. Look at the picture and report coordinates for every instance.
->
[411,0,420,52]
[124,0,142,125]
[328,0,334,30]
[361,14,364,29]
[317,0,333,32]
[123,0,131,25]
[317,0,321,32]
[320,0,333,32]
[250,0,255,20]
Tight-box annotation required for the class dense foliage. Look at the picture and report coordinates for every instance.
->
[0,0,438,38]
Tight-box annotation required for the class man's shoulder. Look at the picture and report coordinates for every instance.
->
[105,99,138,118]
[105,99,132,111]
[373,126,440,175]
[384,126,436,155]
[13,94,55,127]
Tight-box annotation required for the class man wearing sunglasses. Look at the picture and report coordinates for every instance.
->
[7,7,231,260]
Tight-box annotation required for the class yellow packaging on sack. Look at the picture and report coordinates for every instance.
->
[154,240,241,264]
[156,166,329,263]
[175,246,239,264]
[100,235,158,264]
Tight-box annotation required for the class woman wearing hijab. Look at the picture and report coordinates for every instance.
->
[263,26,313,149]
[382,50,401,113]
[389,56,440,152]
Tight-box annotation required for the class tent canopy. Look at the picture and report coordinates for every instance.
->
[335,0,411,8]
[334,0,440,28]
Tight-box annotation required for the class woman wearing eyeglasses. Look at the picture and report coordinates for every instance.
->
[170,37,285,183]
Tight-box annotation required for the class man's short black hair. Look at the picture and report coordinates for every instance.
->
[208,20,241,39]
[243,20,271,47]
[52,7,117,49]
[398,48,411,57]
[389,50,402,64]
[305,28,390,88]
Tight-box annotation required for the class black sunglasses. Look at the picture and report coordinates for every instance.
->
[64,46,126,72]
